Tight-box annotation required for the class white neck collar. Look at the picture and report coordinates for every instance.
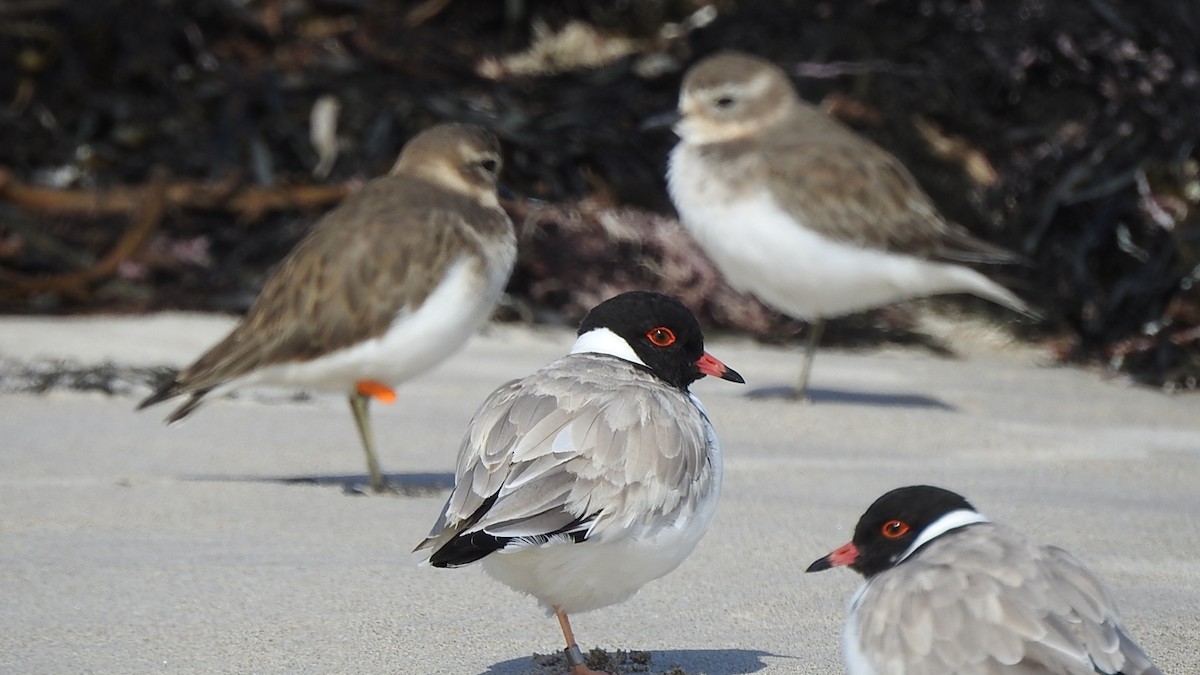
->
[570,327,647,366]
[899,509,990,563]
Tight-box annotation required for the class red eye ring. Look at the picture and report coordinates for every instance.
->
[646,327,677,347]
[881,520,910,539]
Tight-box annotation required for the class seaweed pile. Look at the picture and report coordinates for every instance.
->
[1,0,1196,389]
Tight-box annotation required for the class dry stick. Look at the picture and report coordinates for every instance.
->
[0,168,352,218]
[0,0,66,17]
[405,0,455,28]
[0,171,170,302]
[0,170,356,302]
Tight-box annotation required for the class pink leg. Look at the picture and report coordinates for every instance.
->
[554,606,609,675]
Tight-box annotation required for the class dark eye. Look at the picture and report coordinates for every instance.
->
[714,95,736,109]
[479,158,498,173]
[881,520,910,539]
[646,327,677,347]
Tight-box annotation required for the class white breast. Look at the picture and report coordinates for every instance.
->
[236,252,510,393]
[668,145,1011,319]
[843,583,879,675]
[481,410,722,616]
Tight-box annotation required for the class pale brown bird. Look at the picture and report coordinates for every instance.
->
[667,51,1034,398]
[140,123,517,491]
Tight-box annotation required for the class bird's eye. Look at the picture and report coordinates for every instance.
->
[714,95,736,109]
[479,158,498,173]
[646,327,677,347]
[881,520,910,539]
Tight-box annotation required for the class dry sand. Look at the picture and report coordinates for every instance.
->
[1,314,1197,674]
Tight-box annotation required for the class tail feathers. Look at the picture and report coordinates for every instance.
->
[976,282,1041,321]
[943,265,1041,321]
[164,391,210,423]
[934,222,1032,267]
[938,240,1028,267]
[136,381,178,411]
[1117,628,1164,675]
[137,380,212,424]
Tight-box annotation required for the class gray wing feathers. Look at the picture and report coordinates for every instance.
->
[1114,631,1164,675]
[857,523,1161,674]
[419,355,713,553]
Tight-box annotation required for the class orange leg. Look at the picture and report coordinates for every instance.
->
[554,606,609,675]
[355,379,397,404]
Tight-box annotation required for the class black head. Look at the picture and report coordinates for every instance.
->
[576,291,743,391]
[806,485,978,578]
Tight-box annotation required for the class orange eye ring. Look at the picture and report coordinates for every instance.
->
[881,520,910,539]
[646,327,677,347]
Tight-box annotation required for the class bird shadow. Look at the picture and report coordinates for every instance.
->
[482,648,780,674]
[745,385,954,410]
[182,472,456,496]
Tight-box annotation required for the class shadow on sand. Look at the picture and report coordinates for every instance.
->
[482,648,782,674]
[183,472,456,496]
[746,385,953,410]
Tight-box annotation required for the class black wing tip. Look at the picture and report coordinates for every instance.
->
[427,523,591,568]
[427,532,506,568]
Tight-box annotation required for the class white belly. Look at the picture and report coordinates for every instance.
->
[668,148,1014,320]
[483,413,721,616]
[481,501,716,615]
[235,254,508,393]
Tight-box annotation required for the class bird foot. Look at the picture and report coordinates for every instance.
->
[564,645,610,675]
[787,388,814,403]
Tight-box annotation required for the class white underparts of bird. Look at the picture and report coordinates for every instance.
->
[137,123,517,492]
[415,291,744,675]
[665,50,1037,397]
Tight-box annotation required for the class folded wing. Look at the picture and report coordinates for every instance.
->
[856,523,1162,675]
[415,355,715,568]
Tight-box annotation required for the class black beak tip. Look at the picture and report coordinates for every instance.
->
[639,110,681,132]
[805,556,832,573]
[722,367,746,384]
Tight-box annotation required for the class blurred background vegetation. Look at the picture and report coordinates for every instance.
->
[0,0,1197,390]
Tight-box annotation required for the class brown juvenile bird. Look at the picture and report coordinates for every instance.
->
[139,123,517,491]
[667,51,1035,398]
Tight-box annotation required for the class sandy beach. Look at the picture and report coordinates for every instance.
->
[1,313,1197,674]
